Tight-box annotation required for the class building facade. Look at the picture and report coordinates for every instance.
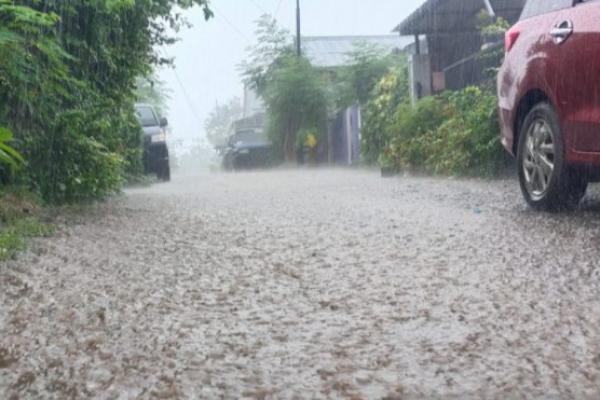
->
[395,0,525,104]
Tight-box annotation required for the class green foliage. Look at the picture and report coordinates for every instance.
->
[136,74,172,118]
[0,229,24,261]
[423,87,503,176]
[383,87,504,177]
[477,11,511,87]
[0,188,53,261]
[239,14,293,95]
[336,42,400,107]
[0,0,212,203]
[205,97,243,146]
[0,127,24,171]
[264,55,327,162]
[361,67,409,164]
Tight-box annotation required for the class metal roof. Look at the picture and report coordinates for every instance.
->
[302,35,413,68]
[394,0,525,35]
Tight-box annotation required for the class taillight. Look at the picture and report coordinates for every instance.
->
[505,26,520,53]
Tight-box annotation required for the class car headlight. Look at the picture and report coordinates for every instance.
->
[151,133,167,143]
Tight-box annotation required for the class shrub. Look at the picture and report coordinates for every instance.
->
[27,112,129,203]
[0,1,211,204]
[0,188,54,261]
[264,56,327,162]
[383,87,504,177]
[0,127,24,175]
[423,87,503,177]
[361,67,409,164]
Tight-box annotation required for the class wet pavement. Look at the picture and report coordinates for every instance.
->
[3,169,600,399]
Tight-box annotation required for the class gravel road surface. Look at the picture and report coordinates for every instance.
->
[3,169,600,399]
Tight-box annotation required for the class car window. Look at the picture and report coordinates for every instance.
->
[520,0,575,19]
[135,106,158,127]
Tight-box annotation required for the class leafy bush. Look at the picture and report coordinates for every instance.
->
[361,67,409,164]
[381,96,448,170]
[0,188,53,261]
[0,0,211,203]
[0,127,24,172]
[264,56,327,162]
[382,87,504,177]
[335,42,400,108]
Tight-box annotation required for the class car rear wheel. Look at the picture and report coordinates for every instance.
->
[517,103,587,211]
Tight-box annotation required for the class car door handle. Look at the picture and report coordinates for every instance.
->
[551,20,573,44]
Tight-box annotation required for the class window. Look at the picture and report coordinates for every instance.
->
[520,0,575,19]
[135,106,158,127]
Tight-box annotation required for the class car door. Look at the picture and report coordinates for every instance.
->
[554,0,600,153]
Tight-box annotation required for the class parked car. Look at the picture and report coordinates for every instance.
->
[497,0,600,210]
[135,103,171,181]
[222,129,272,171]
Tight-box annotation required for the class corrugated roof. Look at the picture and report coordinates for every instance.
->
[395,0,525,35]
[302,35,413,68]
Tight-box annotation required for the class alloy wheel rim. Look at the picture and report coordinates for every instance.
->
[522,118,555,200]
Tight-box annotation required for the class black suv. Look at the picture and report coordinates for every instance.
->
[135,103,171,181]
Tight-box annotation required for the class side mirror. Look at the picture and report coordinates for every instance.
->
[159,117,168,128]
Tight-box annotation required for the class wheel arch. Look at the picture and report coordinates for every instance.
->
[513,89,552,155]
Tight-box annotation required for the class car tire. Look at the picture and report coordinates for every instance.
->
[517,103,587,211]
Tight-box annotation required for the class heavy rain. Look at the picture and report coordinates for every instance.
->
[2,0,600,398]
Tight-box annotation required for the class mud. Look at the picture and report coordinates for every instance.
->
[3,169,600,399]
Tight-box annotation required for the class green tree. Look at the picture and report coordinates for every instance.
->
[239,14,293,95]
[0,0,212,202]
[136,74,172,118]
[264,55,327,162]
[205,98,243,147]
[336,42,398,107]
[0,127,24,174]
[361,66,409,164]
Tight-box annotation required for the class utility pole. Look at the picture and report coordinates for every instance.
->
[296,0,302,57]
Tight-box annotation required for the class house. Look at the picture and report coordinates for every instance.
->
[394,0,525,104]
[302,35,412,165]
[302,35,412,69]
[237,35,412,166]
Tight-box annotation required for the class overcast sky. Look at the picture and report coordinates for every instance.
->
[158,0,426,153]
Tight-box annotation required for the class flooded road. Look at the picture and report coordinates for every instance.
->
[3,169,600,399]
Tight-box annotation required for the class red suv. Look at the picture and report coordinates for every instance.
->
[498,0,600,210]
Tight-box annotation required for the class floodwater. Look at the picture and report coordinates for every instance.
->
[3,169,600,399]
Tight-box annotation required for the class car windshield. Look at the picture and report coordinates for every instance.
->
[135,106,158,127]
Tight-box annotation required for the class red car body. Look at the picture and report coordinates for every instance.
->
[498,0,600,169]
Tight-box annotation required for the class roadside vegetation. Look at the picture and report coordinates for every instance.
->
[0,188,54,261]
[0,0,212,259]
[376,87,503,177]
[205,97,243,148]
[238,13,509,177]
[367,14,509,177]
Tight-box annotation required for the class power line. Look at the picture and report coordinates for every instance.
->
[274,0,284,17]
[248,0,269,15]
[171,67,204,127]
[211,4,251,43]
[155,47,202,127]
